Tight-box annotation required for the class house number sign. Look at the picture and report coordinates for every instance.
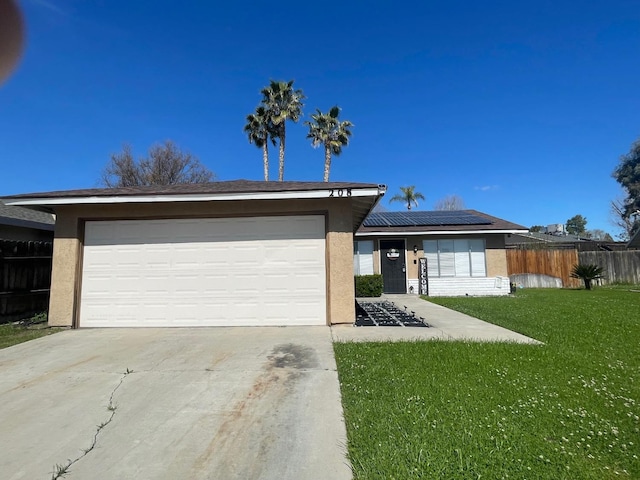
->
[386,248,400,260]
[329,188,352,197]
[419,257,428,295]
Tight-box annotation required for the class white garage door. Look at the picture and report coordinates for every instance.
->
[79,216,326,327]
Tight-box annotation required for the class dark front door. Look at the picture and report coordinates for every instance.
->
[380,240,406,293]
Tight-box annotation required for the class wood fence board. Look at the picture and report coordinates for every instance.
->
[506,249,580,288]
[507,248,640,288]
[0,239,52,322]
[578,251,640,285]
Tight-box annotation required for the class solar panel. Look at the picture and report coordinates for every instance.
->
[363,211,492,227]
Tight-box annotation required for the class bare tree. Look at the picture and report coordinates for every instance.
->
[612,137,640,218]
[433,195,465,211]
[610,198,638,241]
[584,229,613,241]
[101,141,215,187]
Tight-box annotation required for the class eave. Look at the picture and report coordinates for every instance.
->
[356,229,529,237]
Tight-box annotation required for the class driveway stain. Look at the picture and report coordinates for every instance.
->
[267,343,319,369]
[5,355,100,393]
[191,343,317,478]
[206,351,231,371]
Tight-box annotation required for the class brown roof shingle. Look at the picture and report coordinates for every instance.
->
[3,180,381,200]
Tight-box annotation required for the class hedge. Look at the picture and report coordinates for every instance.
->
[355,274,383,297]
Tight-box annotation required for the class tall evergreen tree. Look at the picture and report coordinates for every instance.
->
[244,106,274,181]
[389,186,425,210]
[260,80,305,181]
[305,106,353,182]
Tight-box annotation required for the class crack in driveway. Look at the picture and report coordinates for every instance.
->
[50,369,132,480]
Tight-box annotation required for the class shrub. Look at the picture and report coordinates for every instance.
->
[570,263,605,290]
[355,274,383,297]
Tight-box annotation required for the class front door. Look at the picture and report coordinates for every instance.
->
[380,239,406,293]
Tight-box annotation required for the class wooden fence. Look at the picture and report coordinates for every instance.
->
[506,249,581,288]
[507,248,640,288]
[578,251,640,285]
[0,239,52,323]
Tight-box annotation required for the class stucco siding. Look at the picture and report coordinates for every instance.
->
[326,200,356,323]
[48,215,80,327]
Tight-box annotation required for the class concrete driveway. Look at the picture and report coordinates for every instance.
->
[0,328,351,480]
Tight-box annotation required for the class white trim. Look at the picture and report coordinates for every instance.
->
[357,229,528,237]
[5,187,383,207]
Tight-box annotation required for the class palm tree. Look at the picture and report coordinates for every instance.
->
[244,106,274,181]
[570,264,605,290]
[305,106,353,182]
[389,186,425,210]
[260,80,305,181]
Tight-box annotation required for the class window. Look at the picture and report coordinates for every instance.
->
[422,239,486,277]
[353,240,374,275]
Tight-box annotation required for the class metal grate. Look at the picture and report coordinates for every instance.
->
[355,301,430,327]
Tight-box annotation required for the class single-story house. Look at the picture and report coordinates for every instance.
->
[354,210,528,296]
[0,200,55,242]
[4,180,385,328]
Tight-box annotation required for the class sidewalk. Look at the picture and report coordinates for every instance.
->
[331,294,541,344]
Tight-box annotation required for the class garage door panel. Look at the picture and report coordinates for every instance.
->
[80,216,326,327]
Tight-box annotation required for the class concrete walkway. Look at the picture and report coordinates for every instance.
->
[332,294,541,344]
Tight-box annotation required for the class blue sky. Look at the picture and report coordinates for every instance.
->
[2,0,639,235]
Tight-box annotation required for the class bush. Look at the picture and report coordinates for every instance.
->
[570,263,605,290]
[355,275,383,297]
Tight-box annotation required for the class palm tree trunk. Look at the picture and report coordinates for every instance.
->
[262,142,269,181]
[278,127,285,182]
[323,145,332,182]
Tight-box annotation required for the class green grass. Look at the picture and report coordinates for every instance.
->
[334,287,640,479]
[0,314,64,349]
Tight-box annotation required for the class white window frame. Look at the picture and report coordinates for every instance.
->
[353,240,374,275]
[422,238,487,277]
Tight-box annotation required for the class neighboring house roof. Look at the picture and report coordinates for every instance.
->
[0,200,55,231]
[628,229,640,249]
[356,210,528,236]
[507,231,629,251]
[3,180,386,233]
[506,231,587,244]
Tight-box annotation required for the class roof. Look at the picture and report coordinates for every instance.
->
[506,231,587,244]
[0,200,55,231]
[3,180,386,233]
[3,180,381,200]
[356,209,527,236]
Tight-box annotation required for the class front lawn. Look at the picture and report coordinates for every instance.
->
[0,315,64,349]
[334,287,640,479]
